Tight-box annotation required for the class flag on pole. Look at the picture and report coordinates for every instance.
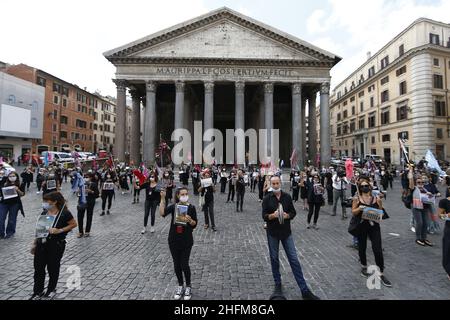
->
[290,149,298,170]
[425,149,446,176]
[44,152,49,167]
[398,138,409,164]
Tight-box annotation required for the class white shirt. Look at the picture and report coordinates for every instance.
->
[332,174,349,190]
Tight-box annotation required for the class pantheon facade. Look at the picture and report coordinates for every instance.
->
[104,7,341,167]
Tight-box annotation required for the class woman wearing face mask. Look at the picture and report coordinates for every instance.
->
[162,171,175,204]
[77,173,99,238]
[100,170,117,216]
[0,172,25,238]
[423,174,441,234]
[42,171,60,197]
[30,192,77,299]
[139,171,161,234]
[306,175,324,230]
[438,187,450,281]
[159,187,197,300]
[408,169,434,246]
[351,176,391,287]
[299,172,309,211]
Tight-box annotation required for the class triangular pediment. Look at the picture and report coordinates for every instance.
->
[130,20,316,61]
[104,7,341,65]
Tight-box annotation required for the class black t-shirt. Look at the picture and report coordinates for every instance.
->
[40,208,74,241]
[236,177,246,193]
[163,203,197,246]
[201,185,214,203]
[141,182,161,202]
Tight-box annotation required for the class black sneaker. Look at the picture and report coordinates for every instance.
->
[107,210,110,215]
[361,267,370,278]
[212,227,217,232]
[29,292,44,300]
[302,291,320,300]
[43,290,56,299]
[270,284,286,300]
[380,275,392,288]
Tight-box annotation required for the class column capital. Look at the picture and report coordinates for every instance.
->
[146,81,157,93]
[112,79,127,91]
[204,81,214,94]
[175,80,185,93]
[292,83,302,95]
[235,81,245,93]
[129,88,140,100]
[320,82,330,95]
[263,82,274,94]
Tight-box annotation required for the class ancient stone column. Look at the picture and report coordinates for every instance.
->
[320,82,331,167]
[113,79,127,162]
[143,81,157,165]
[292,83,303,168]
[308,91,318,164]
[129,88,141,165]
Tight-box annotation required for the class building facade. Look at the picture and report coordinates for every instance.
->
[93,95,116,154]
[330,18,450,165]
[4,64,116,155]
[104,7,340,167]
[0,70,45,163]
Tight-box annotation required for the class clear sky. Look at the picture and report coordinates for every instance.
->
[1,0,448,97]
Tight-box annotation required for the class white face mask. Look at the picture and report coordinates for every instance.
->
[179,195,189,203]
[272,187,281,193]
[8,176,17,182]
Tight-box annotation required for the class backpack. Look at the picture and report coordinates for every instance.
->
[401,189,413,209]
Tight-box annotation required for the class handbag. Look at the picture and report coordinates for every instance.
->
[348,215,363,236]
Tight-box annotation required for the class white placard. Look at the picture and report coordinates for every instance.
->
[103,182,115,190]
[201,178,212,188]
[46,180,56,190]
[2,186,18,200]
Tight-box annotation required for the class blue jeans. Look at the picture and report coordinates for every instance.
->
[0,202,20,238]
[267,233,309,294]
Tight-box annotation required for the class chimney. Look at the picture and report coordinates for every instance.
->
[367,51,372,61]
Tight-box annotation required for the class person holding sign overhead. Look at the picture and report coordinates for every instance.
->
[30,191,77,299]
[160,187,197,300]
[0,171,25,238]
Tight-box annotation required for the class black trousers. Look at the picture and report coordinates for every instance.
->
[169,243,192,286]
[101,192,114,211]
[227,186,235,201]
[357,221,384,272]
[37,180,43,192]
[144,200,158,227]
[326,186,333,205]
[292,188,299,202]
[443,222,450,276]
[133,188,141,199]
[351,185,357,197]
[236,191,245,210]
[77,202,95,234]
[33,240,66,295]
[203,201,215,228]
[193,179,200,195]
[220,180,227,193]
[307,202,321,224]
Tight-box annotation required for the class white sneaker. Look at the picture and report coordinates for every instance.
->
[174,286,184,300]
[36,191,40,194]
[410,226,416,233]
[150,227,155,233]
[183,287,192,300]
[141,227,147,234]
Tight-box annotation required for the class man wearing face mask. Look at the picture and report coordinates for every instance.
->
[42,171,60,197]
[226,171,236,203]
[262,175,320,300]
[0,172,25,238]
[291,171,301,202]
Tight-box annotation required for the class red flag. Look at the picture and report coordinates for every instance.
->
[290,149,298,169]
[133,169,146,185]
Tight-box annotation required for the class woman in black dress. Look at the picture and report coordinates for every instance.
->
[159,187,197,300]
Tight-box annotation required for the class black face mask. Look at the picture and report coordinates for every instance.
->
[360,185,371,194]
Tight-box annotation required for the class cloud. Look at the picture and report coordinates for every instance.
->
[306,9,328,34]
